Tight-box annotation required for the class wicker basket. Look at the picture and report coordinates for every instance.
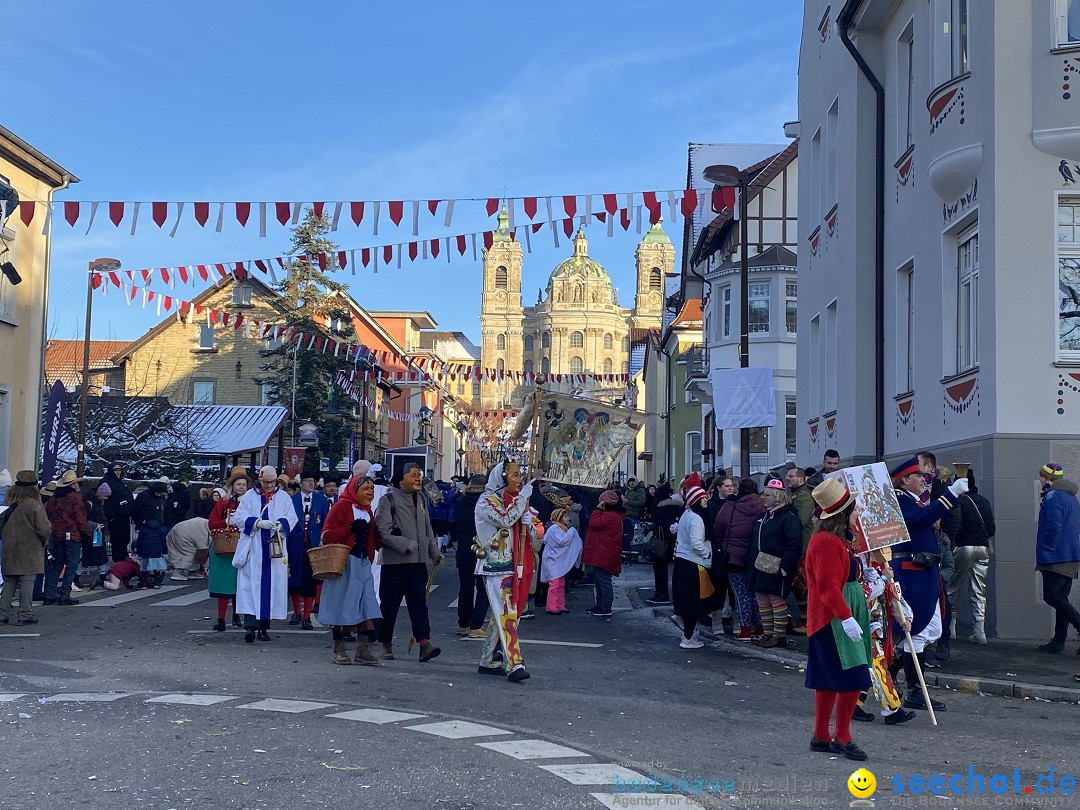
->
[308,543,350,580]
[211,528,240,556]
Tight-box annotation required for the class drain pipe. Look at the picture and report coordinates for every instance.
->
[837,0,885,462]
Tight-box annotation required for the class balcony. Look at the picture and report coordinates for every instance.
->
[679,344,712,404]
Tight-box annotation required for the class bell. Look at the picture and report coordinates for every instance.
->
[472,543,487,559]
[269,536,284,559]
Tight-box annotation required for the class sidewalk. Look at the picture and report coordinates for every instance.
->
[649,603,1080,703]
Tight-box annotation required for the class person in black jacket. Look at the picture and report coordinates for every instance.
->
[100,461,134,564]
[451,474,488,636]
[747,480,803,648]
[941,468,996,644]
[133,482,167,527]
[163,480,191,531]
[646,493,683,605]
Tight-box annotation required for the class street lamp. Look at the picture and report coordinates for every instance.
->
[415,405,432,445]
[703,164,751,479]
[77,257,121,476]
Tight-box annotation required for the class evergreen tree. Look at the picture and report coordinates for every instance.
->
[261,209,356,472]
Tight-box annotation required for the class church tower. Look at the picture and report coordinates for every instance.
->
[632,219,674,326]
[479,209,525,407]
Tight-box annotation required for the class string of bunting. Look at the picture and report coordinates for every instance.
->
[334,372,425,422]
[84,201,688,289]
[92,274,633,386]
[4,189,710,237]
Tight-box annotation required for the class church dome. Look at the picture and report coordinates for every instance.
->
[640,218,672,245]
[547,227,611,286]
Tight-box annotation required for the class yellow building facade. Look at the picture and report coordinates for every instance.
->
[0,126,77,473]
[479,213,673,407]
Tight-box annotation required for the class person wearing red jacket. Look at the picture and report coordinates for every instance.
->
[803,478,871,763]
[583,490,624,617]
[320,475,382,666]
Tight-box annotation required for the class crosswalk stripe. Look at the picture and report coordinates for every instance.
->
[41,693,132,703]
[327,708,428,724]
[234,698,335,713]
[399,583,439,607]
[448,598,459,608]
[75,586,183,607]
[145,694,238,706]
[0,633,40,639]
[459,637,602,649]
[154,590,211,607]
[539,764,645,785]
[406,720,512,739]
[0,694,27,702]
[475,739,589,760]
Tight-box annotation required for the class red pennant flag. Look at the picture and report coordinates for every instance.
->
[152,202,168,227]
[562,196,577,218]
[130,286,139,302]
[91,273,102,290]
[179,301,189,315]
[195,304,204,315]
[532,223,543,233]
[317,252,328,271]
[254,260,267,274]
[383,245,393,264]
[620,209,631,231]
[215,263,227,278]
[350,201,365,226]
[109,202,124,227]
[178,266,189,284]
[146,290,155,303]
[234,262,247,281]
[193,202,210,227]
[312,201,326,220]
[337,251,347,270]
[221,312,230,327]
[234,314,243,330]
[275,202,290,225]
[681,189,698,218]
[235,202,251,226]
[563,218,573,238]
[108,271,121,288]
[361,248,370,267]
[427,199,440,216]
[603,194,618,215]
[197,265,209,281]
[483,231,494,249]
[141,269,152,284]
[160,268,171,285]
[486,198,499,216]
[64,201,80,226]
[388,201,403,225]
[430,239,440,259]
[456,234,466,255]
[642,191,660,221]
[523,197,537,219]
[18,201,34,226]
[163,295,172,311]
[408,242,418,261]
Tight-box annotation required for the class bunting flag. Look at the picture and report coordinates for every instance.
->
[34,187,712,236]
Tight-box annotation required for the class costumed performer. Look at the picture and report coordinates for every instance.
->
[208,468,248,631]
[288,473,328,629]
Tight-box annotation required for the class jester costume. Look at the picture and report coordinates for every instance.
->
[473,462,542,682]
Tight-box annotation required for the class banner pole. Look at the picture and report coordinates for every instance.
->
[526,381,541,476]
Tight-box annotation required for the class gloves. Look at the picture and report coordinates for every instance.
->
[841,617,863,643]
[350,517,369,535]
[948,478,969,498]
[519,482,534,501]
[256,519,277,531]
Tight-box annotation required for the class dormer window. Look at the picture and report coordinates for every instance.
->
[232,283,253,307]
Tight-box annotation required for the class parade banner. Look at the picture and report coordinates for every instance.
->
[284,448,306,480]
[40,380,68,484]
[535,394,642,489]
[828,462,911,554]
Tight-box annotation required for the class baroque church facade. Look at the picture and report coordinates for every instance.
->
[478,211,673,406]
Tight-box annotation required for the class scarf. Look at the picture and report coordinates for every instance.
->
[504,489,535,610]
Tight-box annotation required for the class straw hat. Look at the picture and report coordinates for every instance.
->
[56,470,82,487]
[225,465,251,489]
[14,469,38,486]
[812,478,855,519]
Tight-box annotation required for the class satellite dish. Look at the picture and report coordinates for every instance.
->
[0,182,19,220]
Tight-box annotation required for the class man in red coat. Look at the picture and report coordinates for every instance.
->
[583,490,624,617]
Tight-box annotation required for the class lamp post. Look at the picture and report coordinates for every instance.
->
[77,257,121,477]
[704,164,751,479]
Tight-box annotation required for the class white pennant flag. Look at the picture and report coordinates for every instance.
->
[291,203,302,225]
[85,201,100,235]
[443,199,455,227]
[129,202,141,236]
[471,233,477,260]
[331,201,343,231]
[169,202,185,238]
[607,210,614,237]
[411,200,420,236]
[215,202,225,232]
[506,198,515,231]
[259,202,267,237]
[372,201,381,236]
[40,202,53,237]
[545,196,553,224]
[668,191,678,221]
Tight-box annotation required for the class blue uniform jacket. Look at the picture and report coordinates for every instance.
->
[288,490,328,587]
[1036,481,1080,567]
[891,488,954,636]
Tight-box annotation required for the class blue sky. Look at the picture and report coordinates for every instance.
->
[6,1,801,343]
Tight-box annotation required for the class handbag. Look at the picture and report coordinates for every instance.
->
[642,530,667,562]
[754,551,783,575]
[193,548,210,565]
[92,527,104,548]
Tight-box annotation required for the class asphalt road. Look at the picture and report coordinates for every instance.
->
[2,557,1079,809]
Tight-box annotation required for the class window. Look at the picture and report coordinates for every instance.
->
[932,0,969,87]
[749,282,770,333]
[621,337,630,353]
[260,381,276,406]
[826,99,839,208]
[198,323,216,350]
[824,301,837,412]
[898,23,916,152]
[785,398,797,455]
[524,334,534,352]
[524,359,534,374]
[603,358,613,374]
[809,315,821,414]
[265,335,282,351]
[686,432,702,472]
[649,267,662,291]
[956,227,979,372]
[1060,198,1080,356]
[748,426,769,454]
[785,280,798,334]
[232,283,252,307]
[541,356,550,374]
[193,379,216,405]
[495,266,508,289]
[570,356,584,374]
[496,359,505,373]
[472,382,481,397]
[496,334,506,351]
[810,129,822,224]
[541,331,551,349]
[897,263,915,392]
[570,331,584,348]
[1058,0,1080,46]
[603,333,613,350]
[722,286,732,338]
[457,382,465,395]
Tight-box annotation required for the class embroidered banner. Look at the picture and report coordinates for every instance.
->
[534,393,642,489]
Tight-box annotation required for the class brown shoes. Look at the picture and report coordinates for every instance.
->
[354,642,379,666]
[332,641,352,665]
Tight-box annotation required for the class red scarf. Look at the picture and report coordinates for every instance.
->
[504,489,535,610]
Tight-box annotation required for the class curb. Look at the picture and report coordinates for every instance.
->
[652,607,1080,703]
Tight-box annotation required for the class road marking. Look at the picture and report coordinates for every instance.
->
[0,694,27,702]
[154,590,211,607]
[42,693,132,703]
[591,794,704,809]
[539,764,645,785]
[400,583,439,606]
[145,693,238,706]
[476,739,589,760]
[234,698,336,713]
[327,708,428,724]
[448,597,459,608]
[406,720,512,739]
[460,637,603,649]
[0,633,41,638]
[187,628,328,635]
[76,586,183,607]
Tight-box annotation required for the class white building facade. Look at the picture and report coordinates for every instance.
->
[797,0,1080,638]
